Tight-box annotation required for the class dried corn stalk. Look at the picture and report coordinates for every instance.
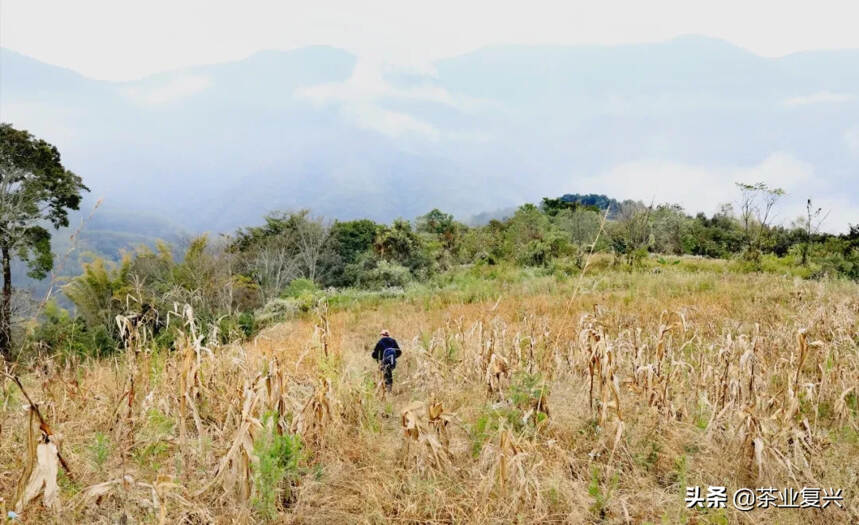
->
[426,400,454,449]
[292,379,332,444]
[834,386,856,425]
[793,328,824,384]
[496,428,524,490]
[116,314,143,354]
[486,353,509,396]
[195,384,261,502]
[72,474,204,523]
[315,299,331,357]
[177,325,209,442]
[15,408,61,512]
[401,401,452,471]
[256,358,289,432]
[580,319,622,425]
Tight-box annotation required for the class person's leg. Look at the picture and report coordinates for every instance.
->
[384,366,393,392]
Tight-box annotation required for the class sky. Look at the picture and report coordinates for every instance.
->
[3,0,859,81]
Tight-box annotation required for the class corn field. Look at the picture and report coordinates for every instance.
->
[1,267,857,523]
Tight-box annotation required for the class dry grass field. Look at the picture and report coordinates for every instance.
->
[1,260,858,523]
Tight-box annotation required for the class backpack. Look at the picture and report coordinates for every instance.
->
[382,346,398,369]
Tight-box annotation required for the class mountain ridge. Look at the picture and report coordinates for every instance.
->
[2,36,857,236]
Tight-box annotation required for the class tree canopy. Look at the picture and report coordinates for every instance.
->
[0,123,88,358]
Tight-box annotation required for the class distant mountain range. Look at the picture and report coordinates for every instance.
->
[2,36,858,237]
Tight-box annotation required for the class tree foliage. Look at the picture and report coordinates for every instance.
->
[0,124,88,358]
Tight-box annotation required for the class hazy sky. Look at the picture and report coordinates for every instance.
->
[3,0,859,81]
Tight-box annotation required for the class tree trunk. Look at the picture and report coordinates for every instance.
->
[0,244,11,360]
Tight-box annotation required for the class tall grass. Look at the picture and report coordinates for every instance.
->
[1,262,857,523]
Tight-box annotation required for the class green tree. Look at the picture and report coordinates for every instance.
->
[609,200,653,265]
[794,198,828,265]
[319,219,379,286]
[416,209,465,268]
[374,219,421,264]
[62,257,130,347]
[505,204,570,266]
[416,209,461,251]
[735,182,785,260]
[231,211,330,299]
[374,219,433,277]
[0,124,88,359]
[328,219,378,265]
[506,204,551,248]
[540,197,600,217]
[554,207,603,246]
[650,203,692,255]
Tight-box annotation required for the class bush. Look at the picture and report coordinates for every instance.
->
[238,311,257,337]
[255,298,302,325]
[281,278,318,298]
[216,311,259,343]
[252,414,303,519]
[811,252,858,280]
[30,300,116,357]
[358,260,413,289]
[549,257,581,279]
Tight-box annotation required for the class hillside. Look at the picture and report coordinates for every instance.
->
[1,260,857,523]
[9,204,188,308]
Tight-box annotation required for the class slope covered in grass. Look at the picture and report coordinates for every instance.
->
[1,261,857,523]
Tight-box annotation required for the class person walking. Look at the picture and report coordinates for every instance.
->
[372,329,401,393]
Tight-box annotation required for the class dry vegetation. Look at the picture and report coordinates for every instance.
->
[1,260,858,523]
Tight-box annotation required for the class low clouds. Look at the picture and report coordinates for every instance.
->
[344,103,441,140]
[578,153,851,232]
[295,59,487,141]
[783,91,854,106]
[806,196,859,233]
[123,75,212,105]
[582,153,810,213]
[296,60,440,140]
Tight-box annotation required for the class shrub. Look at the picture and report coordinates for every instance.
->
[252,414,304,520]
[217,311,259,343]
[89,432,111,471]
[255,298,302,325]
[30,300,116,357]
[281,278,318,298]
[358,260,413,289]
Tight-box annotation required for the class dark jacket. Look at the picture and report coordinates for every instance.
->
[372,336,401,361]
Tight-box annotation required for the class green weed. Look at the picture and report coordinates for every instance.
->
[252,412,304,520]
